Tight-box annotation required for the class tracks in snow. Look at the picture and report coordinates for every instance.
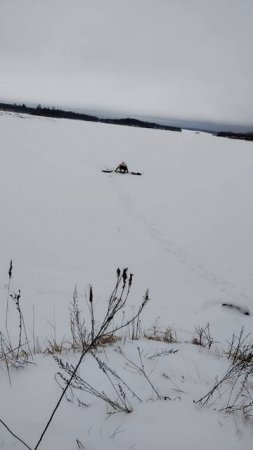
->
[111,178,250,306]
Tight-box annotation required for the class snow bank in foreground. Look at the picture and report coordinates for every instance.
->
[1,341,253,450]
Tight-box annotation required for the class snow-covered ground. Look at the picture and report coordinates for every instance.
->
[1,1,253,448]
[0,112,253,449]
[1,113,253,343]
[0,0,253,131]
[1,342,253,450]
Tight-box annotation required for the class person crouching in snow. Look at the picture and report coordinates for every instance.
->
[115,161,129,173]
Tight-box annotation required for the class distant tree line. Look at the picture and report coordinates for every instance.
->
[0,102,182,132]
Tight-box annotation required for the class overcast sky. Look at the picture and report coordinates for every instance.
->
[0,0,252,130]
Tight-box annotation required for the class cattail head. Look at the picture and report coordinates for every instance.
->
[8,259,13,280]
[122,268,128,286]
[89,286,93,303]
[144,289,150,304]
[129,273,133,287]
[117,268,121,279]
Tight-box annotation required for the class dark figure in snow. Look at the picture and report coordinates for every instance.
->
[115,161,129,173]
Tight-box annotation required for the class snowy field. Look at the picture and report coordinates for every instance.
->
[1,1,253,448]
[0,0,253,131]
[0,112,253,449]
[1,113,253,343]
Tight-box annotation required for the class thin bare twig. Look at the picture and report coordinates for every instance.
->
[0,419,32,450]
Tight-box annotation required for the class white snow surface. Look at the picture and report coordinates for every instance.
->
[0,0,253,131]
[0,113,253,449]
[0,113,253,342]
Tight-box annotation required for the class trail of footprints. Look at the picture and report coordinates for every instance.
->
[113,180,250,307]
